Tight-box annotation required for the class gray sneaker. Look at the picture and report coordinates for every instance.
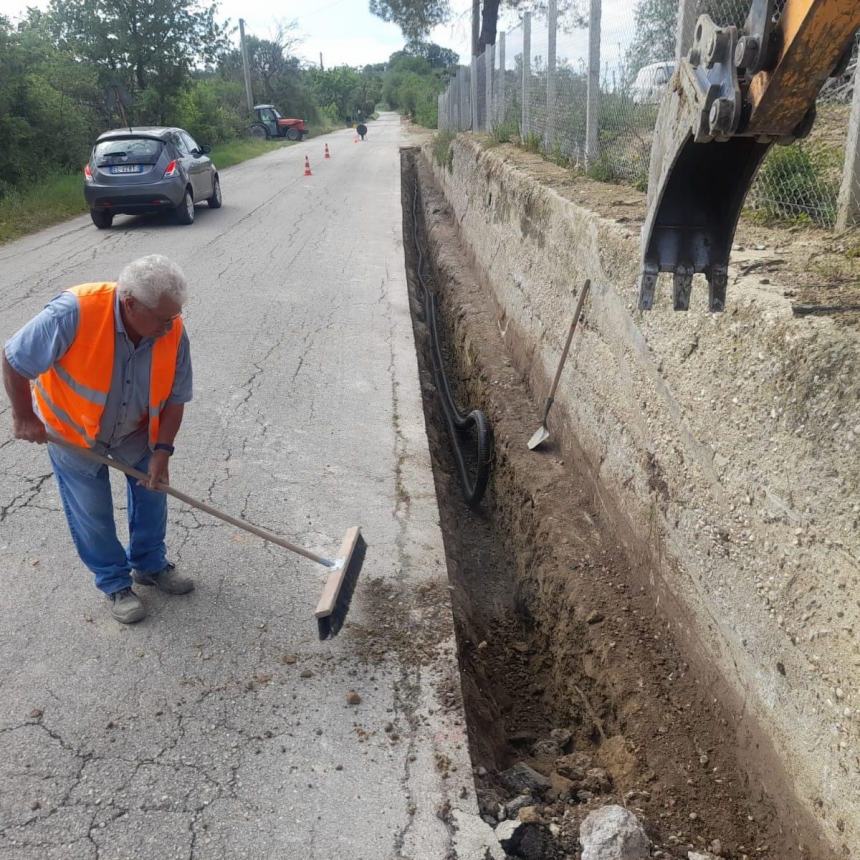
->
[133,562,194,595]
[109,587,146,624]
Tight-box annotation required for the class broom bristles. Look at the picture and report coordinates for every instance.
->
[316,531,366,640]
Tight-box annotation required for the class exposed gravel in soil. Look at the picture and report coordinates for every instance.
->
[398,148,829,860]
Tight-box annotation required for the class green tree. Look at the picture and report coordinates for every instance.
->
[403,40,458,69]
[0,13,101,195]
[371,0,586,53]
[382,50,446,127]
[47,0,232,123]
[623,0,677,83]
[369,0,451,44]
[305,66,383,122]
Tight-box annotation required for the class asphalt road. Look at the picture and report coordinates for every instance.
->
[0,114,501,859]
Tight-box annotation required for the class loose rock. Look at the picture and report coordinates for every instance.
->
[497,819,555,860]
[345,690,361,705]
[550,728,573,748]
[532,738,562,758]
[583,767,613,793]
[555,751,592,781]
[549,771,575,800]
[500,762,551,795]
[505,794,533,818]
[495,819,523,845]
[517,805,542,824]
[579,805,650,860]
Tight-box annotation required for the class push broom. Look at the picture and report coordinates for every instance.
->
[49,438,365,639]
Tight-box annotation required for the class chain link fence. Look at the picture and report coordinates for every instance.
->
[437,1,860,230]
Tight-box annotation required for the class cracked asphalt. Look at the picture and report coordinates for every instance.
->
[0,114,501,860]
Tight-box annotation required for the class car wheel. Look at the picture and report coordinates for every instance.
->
[175,188,195,225]
[286,127,301,141]
[207,175,222,209]
[90,209,113,229]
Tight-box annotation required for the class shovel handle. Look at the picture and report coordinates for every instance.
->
[546,279,591,403]
[539,395,555,426]
[47,438,333,567]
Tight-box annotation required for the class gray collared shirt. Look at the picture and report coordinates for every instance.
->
[4,289,192,470]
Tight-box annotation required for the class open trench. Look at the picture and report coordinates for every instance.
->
[399,148,813,860]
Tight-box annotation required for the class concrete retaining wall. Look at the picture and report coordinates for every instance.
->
[423,137,860,857]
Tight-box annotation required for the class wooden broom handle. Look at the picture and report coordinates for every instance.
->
[48,438,333,567]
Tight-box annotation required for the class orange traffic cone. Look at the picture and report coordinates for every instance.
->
[303,156,312,176]
[324,144,331,159]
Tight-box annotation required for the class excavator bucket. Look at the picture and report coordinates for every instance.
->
[638,0,860,312]
[639,80,772,312]
[638,15,770,313]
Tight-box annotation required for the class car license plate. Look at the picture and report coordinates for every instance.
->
[111,165,141,174]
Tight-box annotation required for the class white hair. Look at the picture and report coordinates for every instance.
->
[117,255,188,308]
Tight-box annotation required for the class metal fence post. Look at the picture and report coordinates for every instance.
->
[585,0,601,167]
[546,0,558,151]
[522,12,532,141]
[459,67,466,131]
[485,45,495,131]
[675,0,698,62]
[498,31,506,127]
[471,55,479,130]
[837,59,860,230]
[464,65,471,131]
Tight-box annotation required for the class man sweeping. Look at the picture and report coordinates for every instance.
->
[2,254,193,624]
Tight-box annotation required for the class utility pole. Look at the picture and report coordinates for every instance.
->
[320,52,324,70]
[471,0,480,57]
[239,18,254,113]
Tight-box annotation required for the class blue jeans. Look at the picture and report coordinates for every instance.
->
[48,444,168,595]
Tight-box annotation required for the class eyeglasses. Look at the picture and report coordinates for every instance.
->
[147,308,181,326]
[134,299,181,326]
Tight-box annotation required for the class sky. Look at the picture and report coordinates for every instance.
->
[0,0,636,71]
[0,0,480,66]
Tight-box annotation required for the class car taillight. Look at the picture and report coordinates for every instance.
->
[84,164,93,182]
[163,160,179,178]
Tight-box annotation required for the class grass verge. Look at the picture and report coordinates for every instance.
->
[0,128,342,246]
[432,131,456,172]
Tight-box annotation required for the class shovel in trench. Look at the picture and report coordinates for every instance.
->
[528,279,591,451]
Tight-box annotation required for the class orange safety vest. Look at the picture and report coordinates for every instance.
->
[34,282,182,448]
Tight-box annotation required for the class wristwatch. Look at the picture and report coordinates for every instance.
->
[154,443,175,456]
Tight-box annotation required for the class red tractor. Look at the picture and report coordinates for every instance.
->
[249,105,308,141]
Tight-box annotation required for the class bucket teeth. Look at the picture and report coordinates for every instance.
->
[672,266,693,311]
[708,266,728,312]
[638,264,658,311]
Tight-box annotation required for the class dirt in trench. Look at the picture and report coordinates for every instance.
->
[398,147,832,860]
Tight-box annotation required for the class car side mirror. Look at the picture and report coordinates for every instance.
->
[200,144,212,154]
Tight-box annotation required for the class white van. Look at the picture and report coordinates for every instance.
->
[631,61,675,104]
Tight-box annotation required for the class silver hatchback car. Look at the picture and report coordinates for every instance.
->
[84,126,222,228]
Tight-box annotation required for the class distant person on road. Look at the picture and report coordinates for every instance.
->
[2,255,194,625]
[357,123,367,141]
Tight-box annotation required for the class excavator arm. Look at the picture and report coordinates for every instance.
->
[639,0,860,311]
